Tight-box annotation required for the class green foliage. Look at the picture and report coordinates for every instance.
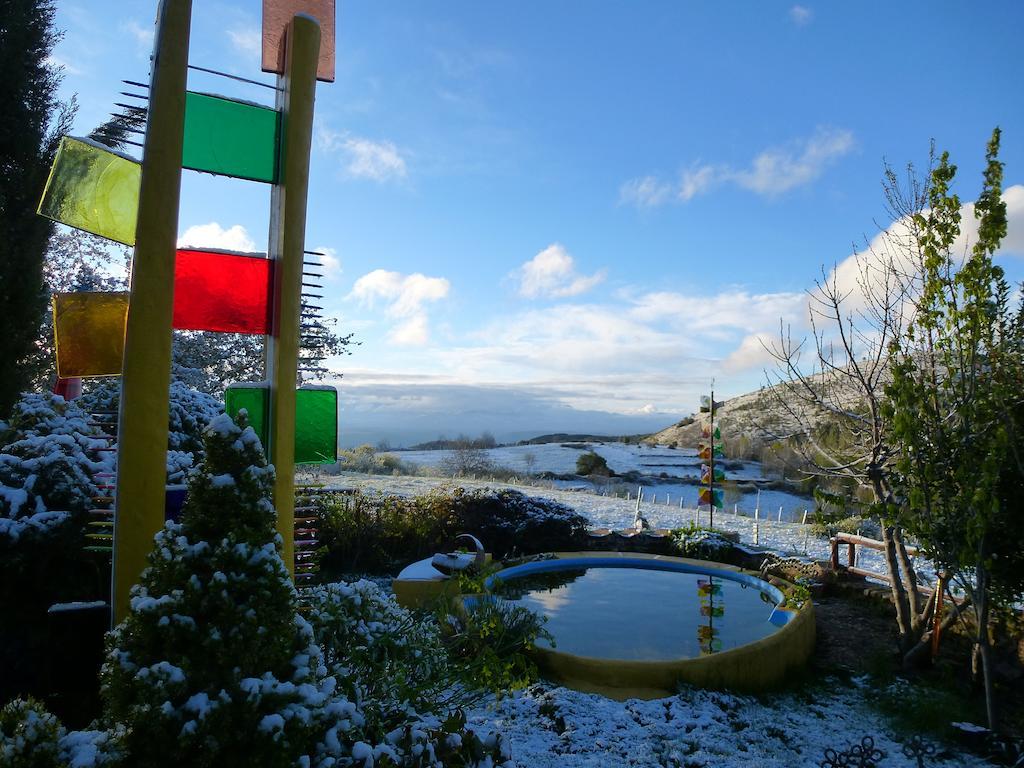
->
[317,486,590,575]
[886,130,1024,602]
[0,697,63,767]
[439,597,551,696]
[779,581,811,610]
[575,450,610,476]
[0,0,75,416]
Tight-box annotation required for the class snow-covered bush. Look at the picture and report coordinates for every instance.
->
[79,380,221,482]
[0,393,108,542]
[671,524,735,560]
[306,581,514,765]
[0,697,63,767]
[318,486,590,575]
[99,412,349,765]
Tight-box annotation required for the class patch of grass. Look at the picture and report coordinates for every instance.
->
[871,677,985,740]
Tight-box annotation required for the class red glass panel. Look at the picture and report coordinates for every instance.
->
[173,249,274,334]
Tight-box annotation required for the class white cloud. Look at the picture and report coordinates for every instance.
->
[177,222,258,253]
[45,55,84,76]
[790,5,813,25]
[721,332,776,373]
[311,246,342,280]
[515,244,606,299]
[121,20,154,55]
[227,26,261,59]
[619,128,854,206]
[348,269,450,345]
[618,176,672,207]
[678,164,717,201]
[317,125,408,182]
[733,128,854,196]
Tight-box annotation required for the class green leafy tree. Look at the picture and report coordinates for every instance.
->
[886,128,1024,728]
[0,0,75,415]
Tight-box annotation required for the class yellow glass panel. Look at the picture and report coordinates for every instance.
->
[38,137,141,245]
[52,292,129,377]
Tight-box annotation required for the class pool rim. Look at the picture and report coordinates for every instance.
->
[476,551,815,699]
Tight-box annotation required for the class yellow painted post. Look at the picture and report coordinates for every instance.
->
[266,15,321,575]
[112,0,193,624]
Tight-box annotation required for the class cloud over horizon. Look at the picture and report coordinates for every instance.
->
[348,269,450,345]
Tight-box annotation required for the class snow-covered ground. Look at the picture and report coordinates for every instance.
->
[464,681,989,767]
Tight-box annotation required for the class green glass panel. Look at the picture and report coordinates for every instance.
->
[38,137,141,245]
[225,384,269,450]
[182,92,280,183]
[295,387,338,465]
[224,384,337,464]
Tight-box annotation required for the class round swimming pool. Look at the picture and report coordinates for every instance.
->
[482,553,815,698]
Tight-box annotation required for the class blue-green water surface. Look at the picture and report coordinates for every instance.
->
[494,566,781,661]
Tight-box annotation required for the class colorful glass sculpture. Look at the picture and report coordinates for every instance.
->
[295,386,338,464]
[698,488,724,508]
[182,92,280,183]
[700,465,726,484]
[224,383,338,464]
[261,0,336,82]
[38,137,141,245]
[52,292,130,377]
[173,249,274,334]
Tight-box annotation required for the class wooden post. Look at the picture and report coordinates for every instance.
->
[266,14,321,576]
[830,538,839,569]
[847,541,856,568]
[112,0,193,625]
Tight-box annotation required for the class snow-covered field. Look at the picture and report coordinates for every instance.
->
[388,442,816,522]
[464,681,989,767]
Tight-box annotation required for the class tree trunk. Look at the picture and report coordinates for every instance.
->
[976,561,996,730]
[882,525,917,652]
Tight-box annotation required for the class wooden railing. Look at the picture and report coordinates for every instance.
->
[829,532,919,583]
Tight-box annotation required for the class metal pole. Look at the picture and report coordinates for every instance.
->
[266,15,321,576]
[112,0,193,625]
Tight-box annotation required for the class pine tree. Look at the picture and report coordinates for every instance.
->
[99,413,353,766]
[0,0,75,415]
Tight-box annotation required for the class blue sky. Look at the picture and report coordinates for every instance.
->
[50,1,1024,444]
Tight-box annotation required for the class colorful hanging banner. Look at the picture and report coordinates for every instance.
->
[700,603,725,618]
[38,137,141,245]
[697,444,724,460]
[698,487,724,508]
[182,92,281,183]
[52,292,130,378]
[225,383,339,464]
[261,0,336,82]
[701,465,726,484]
[173,249,274,334]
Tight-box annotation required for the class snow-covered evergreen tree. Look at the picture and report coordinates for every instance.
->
[99,413,352,766]
[98,412,511,767]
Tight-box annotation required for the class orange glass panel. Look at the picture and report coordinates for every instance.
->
[261,0,336,82]
[52,292,129,378]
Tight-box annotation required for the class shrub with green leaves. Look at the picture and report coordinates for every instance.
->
[440,597,551,696]
[575,450,610,476]
[671,523,735,560]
